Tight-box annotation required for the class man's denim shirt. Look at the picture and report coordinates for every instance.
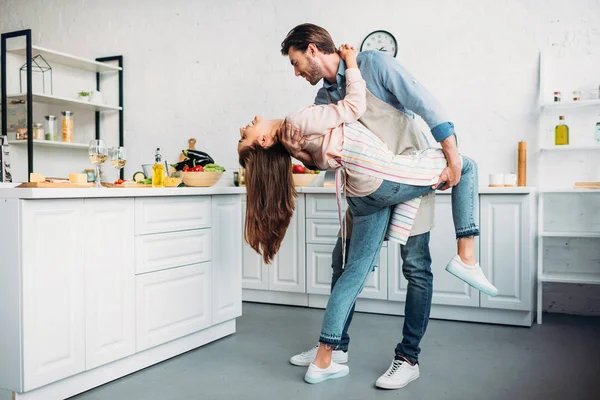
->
[315,50,455,143]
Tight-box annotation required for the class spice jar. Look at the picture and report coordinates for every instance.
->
[61,111,74,143]
[572,90,581,101]
[553,91,562,102]
[33,123,44,140]
[16,127,27,140]
[45,115,57,141]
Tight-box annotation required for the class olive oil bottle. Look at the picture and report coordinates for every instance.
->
[554,116,569,146]
[152,148,165,188]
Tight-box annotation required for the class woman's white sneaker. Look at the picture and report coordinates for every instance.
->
[375,358,420,389]
[290,345,348,366]
[304,361,349,384]
[446,255,498,297]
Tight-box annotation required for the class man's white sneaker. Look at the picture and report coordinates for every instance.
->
[375,358,420,389]
[289,345,348,366]
[446,255,498,297]
[304,361,349,384]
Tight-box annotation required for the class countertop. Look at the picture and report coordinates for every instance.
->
[0,184,535,199]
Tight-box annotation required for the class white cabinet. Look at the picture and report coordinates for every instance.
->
[83,199,136,370]
[136,263,212,351]
[211,196,243,325]
[21,200,86,391]
[306,243,388,300]
[242,196,306,293]
[134,196,211,235]
[480,195,531,311]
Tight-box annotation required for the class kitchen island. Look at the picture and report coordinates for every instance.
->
[0,187,245,400]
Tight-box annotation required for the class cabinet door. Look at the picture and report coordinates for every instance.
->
[480,195,531,310]
[211,196,242,325]
[84,199,135,370]
[136,263,211,351]
[269,196,306,293]
[389,195,480,307]
[306,243,387,299]
[241,197,269,290]
[21,200,86,390]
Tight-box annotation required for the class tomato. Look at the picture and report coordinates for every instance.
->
[183,165,190,172]
[190,165,204,172]
[292,164,305,174]
[114,179,126,185]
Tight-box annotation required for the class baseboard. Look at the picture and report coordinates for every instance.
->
[242,289,309,306]
[9,320,236,400]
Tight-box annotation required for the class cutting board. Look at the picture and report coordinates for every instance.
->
[17,181,94,188]
[574,182,600,189]
[108,183,152,188]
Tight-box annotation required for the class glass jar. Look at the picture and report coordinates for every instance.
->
[553,91,561,102]
[33,123,44,140]
[61,111,74,143]
[16,127,27,140]
[572,90,581,101]
[44,115,57,141]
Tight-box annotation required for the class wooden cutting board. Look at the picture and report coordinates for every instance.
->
[574,182,600,189]
[17,181,94,188]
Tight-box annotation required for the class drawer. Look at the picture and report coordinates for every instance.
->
[305,194,345,219]
[136,262,211,351]
[135,196,211,235]
[135,229,211,274]
[306,219,340,244]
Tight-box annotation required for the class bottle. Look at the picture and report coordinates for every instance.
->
[61,111,74,142]
[44,115,57,141]
[554,116,569,146]
[152,148,165,188]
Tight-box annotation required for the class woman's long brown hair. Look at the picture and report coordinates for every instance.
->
[239,142,297,264]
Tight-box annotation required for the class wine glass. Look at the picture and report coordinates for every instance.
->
[110,146,127,178]
[88,139,108,188]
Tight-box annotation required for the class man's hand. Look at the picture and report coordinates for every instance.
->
[433,163,462,191]
[278,123,306,157]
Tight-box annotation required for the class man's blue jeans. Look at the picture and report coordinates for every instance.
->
[324,156,479,364]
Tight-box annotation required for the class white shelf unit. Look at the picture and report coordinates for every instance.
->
[7,45,121,73]
[536,48,600,324]
[8,139,89,150]
[7,93,122,112]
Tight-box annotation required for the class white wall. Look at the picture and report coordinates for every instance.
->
[1,0,599,315]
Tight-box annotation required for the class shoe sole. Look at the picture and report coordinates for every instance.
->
[445,264,498,297]
[375,373,419,390]
[290,354,348,367]
[304,368,349,384]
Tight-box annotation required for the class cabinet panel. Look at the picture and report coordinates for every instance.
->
[135,196,211,235]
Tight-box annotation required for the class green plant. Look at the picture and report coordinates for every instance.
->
[78,91,90,97]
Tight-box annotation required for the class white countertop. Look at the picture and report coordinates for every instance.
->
[0,185,535,199]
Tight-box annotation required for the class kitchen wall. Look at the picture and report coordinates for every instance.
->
[1,0,599,315]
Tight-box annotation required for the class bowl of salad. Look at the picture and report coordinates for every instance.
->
[182,163,226,187]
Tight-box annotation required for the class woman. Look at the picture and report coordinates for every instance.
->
[238,44,497,384]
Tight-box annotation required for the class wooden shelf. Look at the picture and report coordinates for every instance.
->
[541,99,600,109]
[7,45,121,73]
[8,139,89,150]
[540,231,600,238]
[7,93,121,112]
[541,272,600,285]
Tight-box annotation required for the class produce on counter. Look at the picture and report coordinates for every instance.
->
[202,163,225,172]
[133,171,146,182]
[164,176,183,187]
[292,164,320,174]
[183,149,214,164]
[136,178,152,185]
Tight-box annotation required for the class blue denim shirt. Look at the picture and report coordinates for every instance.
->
[315,50,455,143]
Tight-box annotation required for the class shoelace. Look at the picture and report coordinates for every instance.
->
[384,359,405,376]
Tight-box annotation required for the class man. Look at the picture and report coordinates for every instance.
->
[279,23,462,390]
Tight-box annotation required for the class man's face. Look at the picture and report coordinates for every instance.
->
[288,46,323,86]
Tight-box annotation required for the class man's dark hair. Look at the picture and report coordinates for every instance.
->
[280,23,336,56]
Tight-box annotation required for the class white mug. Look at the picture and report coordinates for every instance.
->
[489,174,504,187]
[504,173,517,187]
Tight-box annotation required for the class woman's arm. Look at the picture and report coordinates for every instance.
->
[285,44,366,135]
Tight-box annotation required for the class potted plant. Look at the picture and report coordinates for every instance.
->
[77,91,90,101]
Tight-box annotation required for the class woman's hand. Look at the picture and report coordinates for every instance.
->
[338,44,358,68]
[278,123,306,157]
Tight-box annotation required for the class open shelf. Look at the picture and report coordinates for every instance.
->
[539,188,600,193]
[541,272,600,285]
[541,99,600,109]
[7,93,121,112]
[540,231,600,238]
[7,45,121,73]
[540,145,600,151]
[8,139,89,150]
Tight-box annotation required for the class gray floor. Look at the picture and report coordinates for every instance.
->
[73,303,600,400]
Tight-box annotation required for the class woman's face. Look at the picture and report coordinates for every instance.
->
[237,115,274,152]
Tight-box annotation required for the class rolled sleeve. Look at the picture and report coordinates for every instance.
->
[430,121,455,142]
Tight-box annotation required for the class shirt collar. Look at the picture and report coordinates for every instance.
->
[323,59,346,90]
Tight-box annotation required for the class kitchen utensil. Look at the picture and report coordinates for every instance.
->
[88,139,108,188]
[574,182,600,189]
[182,171,223,187]
[233,172,239,186]
[504,173,517,187]
[518,141,526,186]
[142,164,153,177]
[17,181,93,188]
[489,174,504,187]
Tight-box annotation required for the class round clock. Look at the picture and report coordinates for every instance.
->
[360,30,398,57]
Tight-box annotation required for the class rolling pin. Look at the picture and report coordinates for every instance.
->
[518,141,526,187]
